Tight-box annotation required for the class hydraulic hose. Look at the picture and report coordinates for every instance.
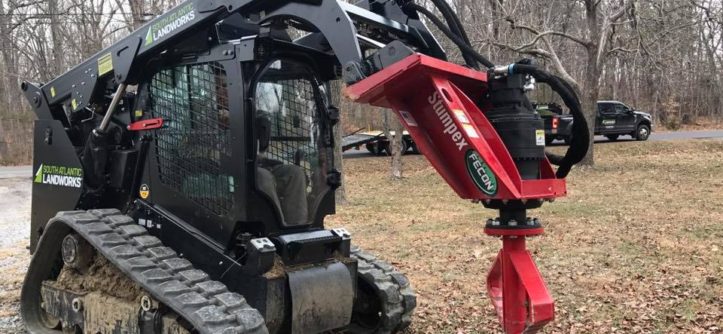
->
[427,0,470,45]
[427,0,480,69]
[405,2,589,178]
[405,3,495,68]
[500,64,590,178]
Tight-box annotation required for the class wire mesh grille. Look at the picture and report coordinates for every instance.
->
[149,62,232,215]
[257,78,319,176]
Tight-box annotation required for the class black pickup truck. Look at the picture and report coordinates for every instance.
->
[538,100,654,144]
[537,103,574,145]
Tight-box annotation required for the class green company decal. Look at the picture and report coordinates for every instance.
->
[145,4,196,46]
[34,164,83,188]
[465,150,498,196]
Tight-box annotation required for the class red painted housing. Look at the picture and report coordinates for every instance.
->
[346,54,566,201]
[348,54,560,334]
[486,237,555,333]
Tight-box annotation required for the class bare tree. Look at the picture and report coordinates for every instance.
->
[0,0,39,163]
[48,0,64,78]
[382,109,404,179]
[330,80,347,204]
[116,0,176,31]
[1,0,721,166]
[488,0,634,165]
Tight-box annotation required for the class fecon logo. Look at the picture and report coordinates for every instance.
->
[465,150,498,196]
[145,4,196,46]
[428,92,469,151]
[34,164,83,188]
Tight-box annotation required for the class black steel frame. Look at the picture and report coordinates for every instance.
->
[22,0,443,121]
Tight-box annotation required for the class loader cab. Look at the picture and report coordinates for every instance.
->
[137,36,338,249]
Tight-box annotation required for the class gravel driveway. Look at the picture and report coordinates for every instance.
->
[0,177,31,333]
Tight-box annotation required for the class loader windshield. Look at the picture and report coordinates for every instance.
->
[254,59,331,226]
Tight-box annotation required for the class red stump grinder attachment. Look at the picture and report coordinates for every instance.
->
[346,54,562,333]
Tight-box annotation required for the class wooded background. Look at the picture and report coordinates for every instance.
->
[0,0,721,164]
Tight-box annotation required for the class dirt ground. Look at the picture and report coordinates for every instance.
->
[326,140,723,333]
[0,140,721,333]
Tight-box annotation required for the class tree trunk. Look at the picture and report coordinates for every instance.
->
[578,0,602,166]
[130,0,149,30]
[330,80,347,204]
[382,109,403,179]
[391,116,404,179]
[579,47,600,166]
[48,0,64,78]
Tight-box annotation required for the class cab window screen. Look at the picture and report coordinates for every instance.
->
[254,59,332,226]
[149,62,232,215]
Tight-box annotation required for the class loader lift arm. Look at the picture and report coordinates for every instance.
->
[21,0,591,333]
[22,0,446,123]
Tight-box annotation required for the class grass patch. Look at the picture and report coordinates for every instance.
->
[328,140,723,333]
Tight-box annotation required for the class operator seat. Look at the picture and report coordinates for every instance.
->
[255,116,309,226]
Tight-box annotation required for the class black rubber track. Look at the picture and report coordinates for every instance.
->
[20,209,268,334]
[350,247,416,334]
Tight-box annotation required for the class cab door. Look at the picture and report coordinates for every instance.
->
[596,103,617,134]
[614,103,637,133]
[143,58,247,244]
[249,57,336,229]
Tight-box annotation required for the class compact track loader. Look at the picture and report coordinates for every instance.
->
[20,0,590,333]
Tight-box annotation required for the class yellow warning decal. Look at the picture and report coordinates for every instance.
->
[50,87,56,98]
[71,99,78,110]
[536,130,546,146]
[134,109,144,118]
[453,109,470,124]
[139,184,150,199]
[98,53,114,76]
[463,124,480,138]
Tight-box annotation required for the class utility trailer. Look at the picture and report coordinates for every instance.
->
[342,131,417,155]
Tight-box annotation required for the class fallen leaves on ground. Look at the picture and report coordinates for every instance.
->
[328,140,723,333]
